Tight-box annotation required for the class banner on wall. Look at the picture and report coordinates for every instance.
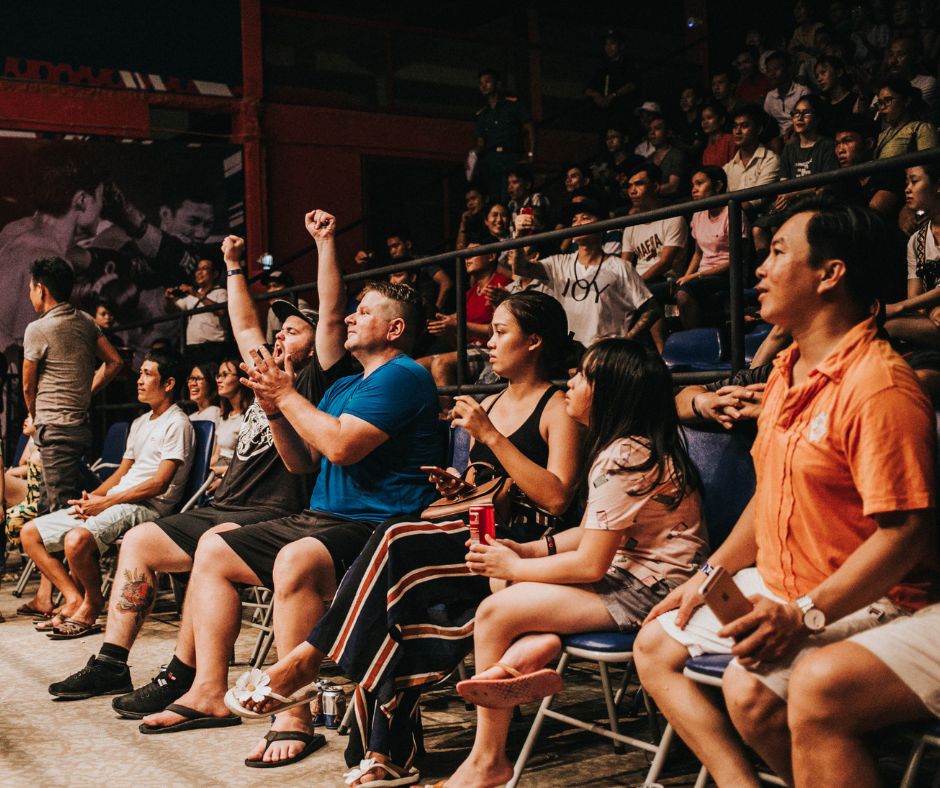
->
[0,136,244,360]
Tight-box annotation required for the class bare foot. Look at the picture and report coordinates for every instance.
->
[350,752,412,787]
[431,754,513,788]
[64,600,103,628]
[141,686,230,729]
[244,706,315,765]
[472,632,562,680]
[241,642,321,714]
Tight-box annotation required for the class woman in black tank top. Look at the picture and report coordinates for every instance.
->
[434,292,584,525]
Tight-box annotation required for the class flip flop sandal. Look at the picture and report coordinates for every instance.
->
[35,615,67,632]
[138,703,242,734]
[16,604,52,618]
[244,729,326,768]
[46,619,103,640]
[456,663,564,709]
[343,757,420,787]
[224,669,321,720]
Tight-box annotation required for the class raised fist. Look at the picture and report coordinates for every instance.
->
[221,235,245,264]
[305,209,336,240]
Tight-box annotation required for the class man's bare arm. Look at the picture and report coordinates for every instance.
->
[642,244,684,281]
[306,210,347,369]
[91,335,123,395]
[510,247,549,282]
[625,298,661,339]
[221,235,266,363]
[22,358,38,418]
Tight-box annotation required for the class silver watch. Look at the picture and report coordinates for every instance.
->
[794,595,826,633]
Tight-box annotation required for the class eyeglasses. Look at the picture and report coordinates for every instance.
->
[187,376,206,383]
[790,109,814,118]
[875,96,899,108]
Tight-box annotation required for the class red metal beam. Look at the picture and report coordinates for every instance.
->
[239,0,267,273]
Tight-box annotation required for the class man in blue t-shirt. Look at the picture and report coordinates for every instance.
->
[138,280,445,764]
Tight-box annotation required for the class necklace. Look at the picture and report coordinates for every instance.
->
[569,253,605,302]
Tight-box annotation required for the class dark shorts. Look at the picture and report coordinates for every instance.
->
[216,510,376,588]
[677,274,729,305]
[155,506,279,558]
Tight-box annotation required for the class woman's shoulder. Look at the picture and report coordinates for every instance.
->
[592,436,653,470]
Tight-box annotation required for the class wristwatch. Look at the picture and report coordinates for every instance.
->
[794,595,826,633]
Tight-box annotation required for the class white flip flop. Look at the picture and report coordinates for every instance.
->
[224,668,321,720]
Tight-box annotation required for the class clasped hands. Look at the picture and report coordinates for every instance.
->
[240,345,295,415]
[67,491,111,520]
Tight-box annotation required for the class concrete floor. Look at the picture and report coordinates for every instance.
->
[0,569,698,787]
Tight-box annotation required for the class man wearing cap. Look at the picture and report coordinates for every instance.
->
[633,101,662,158]
[49,209,356,711]
[475,68,535,204]
[262,268,313,344]
[512,198,657,346]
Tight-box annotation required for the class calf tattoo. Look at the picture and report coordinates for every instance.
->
[117,569,155,626]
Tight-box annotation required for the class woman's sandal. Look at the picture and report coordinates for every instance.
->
[223,668,321,720]
[456,662,564,709]
[344,756,420,787]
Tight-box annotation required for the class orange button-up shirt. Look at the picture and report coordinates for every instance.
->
[753,317,937,610]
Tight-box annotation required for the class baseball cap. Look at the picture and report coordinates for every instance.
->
[271,299,318,328]
[262,269,295,287]
[635,100,663,115]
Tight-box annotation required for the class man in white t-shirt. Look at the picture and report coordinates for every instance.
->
[621,163,689,349]
[512,199,657,346]
[165,258,229,362]
[20,349,194,638]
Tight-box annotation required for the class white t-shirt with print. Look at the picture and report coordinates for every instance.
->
[622,217,689,277]
[111,404,194,515]
[538,253,652,345]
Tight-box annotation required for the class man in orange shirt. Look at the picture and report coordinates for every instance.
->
[635,198,938,787]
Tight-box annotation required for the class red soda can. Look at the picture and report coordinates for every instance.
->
[469,505,496,544]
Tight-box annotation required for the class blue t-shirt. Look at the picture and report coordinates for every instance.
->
[309,355,445,522]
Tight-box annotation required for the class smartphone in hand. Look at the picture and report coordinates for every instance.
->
[699,565,754,626]
[420,466,475,492]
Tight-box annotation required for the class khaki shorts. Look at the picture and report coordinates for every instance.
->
[33,502,159,555]
[655,567,903,700]
[850,602,940,717]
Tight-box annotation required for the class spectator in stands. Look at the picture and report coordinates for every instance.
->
[389,230,453,312]
[711,68,740,117]
[439,338,707,788]
[584,28,638,130]
[481,201,512,271]
[475,68,535,204]
[592,126,644,202]
[209,358,250,482]
[873,77,940,159]
[724,105,782,215]
[815,56,865,123]
[22,348,194,639]
[733,46,772,104]
[646,115,689,200]
[22,257,123,515]
[455,184,488,250]
[884,35,938,115]
[223,291,582,784]
[884,163,940,349]
[420,238,511,394]
[701,101,737,166]
[263,269,312,345]
[92,297,121,348]
[136,279,441,764]
[185,362,220,424]
[633,101,661,158]
[830,115,903,219]
[788,600,940,787]
[622,163,689,347]
[635,198,937,787]
[763,50,811,139]
[675,86,707,160]
[47,211,351,719]
[506,165,550,227]
[164,259,229,364]
[515,199,658,347]
[676,166,746,329]
[789,0,824,75]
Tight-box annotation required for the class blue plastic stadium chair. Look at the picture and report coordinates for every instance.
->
[744,322,773,366]
[900,719,940,787]
[91,421,130,483]
[179,420,217,512]
[11,432,29,466]
[662,328,730,373]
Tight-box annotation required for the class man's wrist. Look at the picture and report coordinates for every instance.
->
[691,394,705,419]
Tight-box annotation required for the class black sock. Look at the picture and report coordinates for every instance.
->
[97,642,129,666]
[165,655,196,686]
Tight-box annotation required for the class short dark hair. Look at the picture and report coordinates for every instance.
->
[32,148,105,218]
[506,165,534,185]
[385,228,412,244]
[789,196,890,308]
[478,67,501,81]
[700,99,729,123]
[692,165,728,194]
[710,67,736,84]
[629,162,663,183]
[160,177,214,212]
[360,281,426,353]
[732,104,772,134]
[144,348,184,396]
[30,257,74,302]
[765,49,791,69]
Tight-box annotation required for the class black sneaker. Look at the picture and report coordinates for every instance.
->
[111,666,189,719]
[49,655,133,699]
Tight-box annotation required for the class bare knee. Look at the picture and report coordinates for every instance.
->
[272,540,334,598]
[63,527,97,558]
[723,666,785,742]
[634,621,683,680]
[20,522,40,545]
[788,650,848,734]
[192,532,233,573]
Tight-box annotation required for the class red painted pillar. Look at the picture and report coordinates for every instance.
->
[238,0,266,275]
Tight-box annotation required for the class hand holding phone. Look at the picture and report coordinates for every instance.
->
[421,465,475,495]
[699,565,754,626]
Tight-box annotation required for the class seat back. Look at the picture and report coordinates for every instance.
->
[93,421,130,482]
[12,432,29,466]
[662,328,728,373]
[681,424,756,550]
[182,420,216,507]
[448,426,471,474]
[744,322,773,366]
